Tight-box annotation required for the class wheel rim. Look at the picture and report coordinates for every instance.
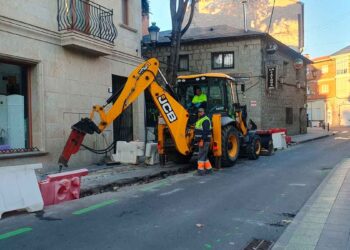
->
[228,135,238,158]
[255,140,261,155]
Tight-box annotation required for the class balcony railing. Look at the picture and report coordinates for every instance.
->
[57,0,117,43]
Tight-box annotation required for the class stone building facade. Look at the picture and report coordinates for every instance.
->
[144,25,310,135]
[0,0,145,170]
[306,56,336,127]
[331,46,350,126]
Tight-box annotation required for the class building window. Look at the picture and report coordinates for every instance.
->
[0,62,30,152]
[336,57,349,75]
[321,65,329,74]
[178,55,189,71]
[286,107,293,124]
[320,84,329,94]
[212,52,234,69]
[306,86,311,95]
[122,0,129,25]
[167,55,189,71]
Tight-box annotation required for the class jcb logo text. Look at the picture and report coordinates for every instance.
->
[158,95,177,123]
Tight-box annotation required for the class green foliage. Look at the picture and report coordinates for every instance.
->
[142,0,150,16]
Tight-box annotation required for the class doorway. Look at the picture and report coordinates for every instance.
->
[112,75,133,145]
[299,107,307,134]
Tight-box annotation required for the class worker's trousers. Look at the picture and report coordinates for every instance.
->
[198,142,212,170]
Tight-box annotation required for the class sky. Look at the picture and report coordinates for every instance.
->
[148,0,350,58]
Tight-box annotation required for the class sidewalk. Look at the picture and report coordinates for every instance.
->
[38,161,194,197]
[291,127,333,144]
[273,158,350,250]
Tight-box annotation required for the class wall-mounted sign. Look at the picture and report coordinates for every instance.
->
[266,66,277,89]
[250,100,257,107]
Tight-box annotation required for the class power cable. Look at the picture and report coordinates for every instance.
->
[267,0,276,34]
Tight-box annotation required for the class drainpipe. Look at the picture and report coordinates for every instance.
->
[242,0,248,32]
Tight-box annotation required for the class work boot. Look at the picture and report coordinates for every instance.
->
[195,170,205,176]
[205,169,213,175]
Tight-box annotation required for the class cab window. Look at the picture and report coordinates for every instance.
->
[208,79,225,112]
[178,83,208,108]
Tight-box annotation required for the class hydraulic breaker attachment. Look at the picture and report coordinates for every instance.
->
[71,118,100,135]
[58,118,100,167]
[58,130,86,168]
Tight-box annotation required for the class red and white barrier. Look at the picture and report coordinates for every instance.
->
[270,128,287,149]
[39,169,88,206]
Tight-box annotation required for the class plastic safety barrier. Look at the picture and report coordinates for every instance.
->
[0,164,44,219]
[39,169,88,206]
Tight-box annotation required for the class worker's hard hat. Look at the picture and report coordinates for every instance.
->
[198,108,205,113]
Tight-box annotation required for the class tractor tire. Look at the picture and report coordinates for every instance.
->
[265,138,274,156]
[221,126,240,167]
[247,135,262,160]
[171,151,193,164]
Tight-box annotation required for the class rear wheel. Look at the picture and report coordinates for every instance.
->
[247,135,261,160]
[221,126,240,167]
[264,138,273,156]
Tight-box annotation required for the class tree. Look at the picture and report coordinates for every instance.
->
[142,0,150,16]
[166,0,196,86]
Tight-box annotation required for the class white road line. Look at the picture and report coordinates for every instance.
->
[341,131,348,134]
[159,188,184,196]
[289,183,306,187]
[335,137,350,140]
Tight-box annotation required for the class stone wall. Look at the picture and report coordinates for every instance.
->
[0,0,144,170]
[260,44,307,135]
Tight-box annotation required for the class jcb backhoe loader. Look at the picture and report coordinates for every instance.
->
[58,58,270,169]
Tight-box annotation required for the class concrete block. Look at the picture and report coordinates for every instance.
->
[0,164,44,219]
[130,141,145,156]
[112,141,145,164]
[145,143,159,165]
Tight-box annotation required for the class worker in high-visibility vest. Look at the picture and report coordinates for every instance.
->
[194,108,213,175]
[192,88,207,109]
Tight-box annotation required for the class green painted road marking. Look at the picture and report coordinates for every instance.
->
[204,243,213,249]
[0,227,32,240]
[141,180,169,192]
[73,199,118,215]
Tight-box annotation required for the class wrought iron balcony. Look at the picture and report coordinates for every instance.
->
[57,0,117,44]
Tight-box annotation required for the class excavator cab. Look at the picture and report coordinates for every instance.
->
[176,73,244,123]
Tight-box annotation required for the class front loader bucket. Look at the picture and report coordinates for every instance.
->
[58,118,100,167]
[58,129,86,167]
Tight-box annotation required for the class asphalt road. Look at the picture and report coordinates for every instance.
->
[1,128,350,250]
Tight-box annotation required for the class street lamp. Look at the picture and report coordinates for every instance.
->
[148,22,160,44]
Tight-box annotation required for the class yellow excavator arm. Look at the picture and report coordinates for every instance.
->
[58,58,191,167]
